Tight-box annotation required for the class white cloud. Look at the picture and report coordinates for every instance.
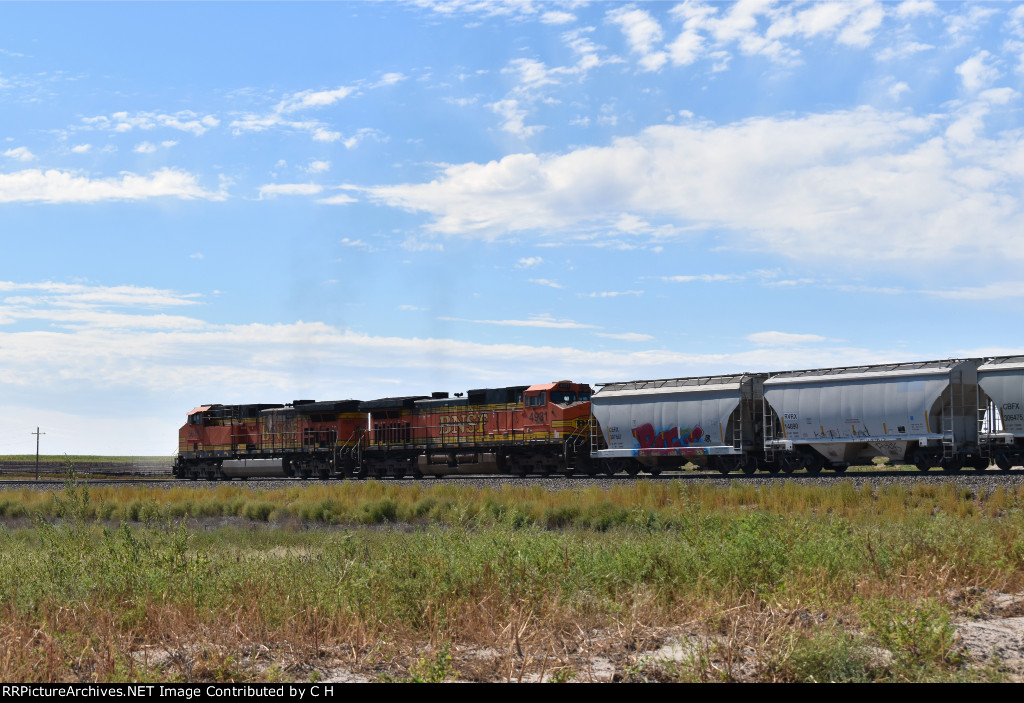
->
[306,160,331,173]
[542,11,575,25]
[375,72,407,87]
[339,237,374,250]
[894,0,936,18]
[888,81,910,100]
[0,168,222,203]
[134,141,157,154]
[317,191,358,205]
[488,98,543,137]
[516,257,543,268]
[747,331,828,346]
[438,314,597,329]
[0,285,936,425]
[343,128,382,149]
[876,41,933,61]
[584,290,644,298]
[4,146,36,162]
[595,332,653,342]
[956,50,1001,92]
[257,183,323,199]
[229,78,393,142]
[70,144,91,154]
[945,5,998,41]
[923,281,1024,301]
[0,281,201,308]
[528,278,563,289]
[608,5,668,72]
[80,110,219,136]
[276,86,356,113]
[363,105,1024,263]
[663,274,742,283]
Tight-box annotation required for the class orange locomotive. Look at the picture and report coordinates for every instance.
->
[174,380,594,480]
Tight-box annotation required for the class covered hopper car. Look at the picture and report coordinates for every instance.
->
[590,358,999,475]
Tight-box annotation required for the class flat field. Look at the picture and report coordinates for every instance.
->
[1,479,1023,682]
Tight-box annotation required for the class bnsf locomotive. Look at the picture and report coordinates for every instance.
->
[175,356,1024,480]
[175,381,594,480]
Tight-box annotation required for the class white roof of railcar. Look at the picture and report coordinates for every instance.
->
[979,356,1024,372]
[764,358,973,386]
[594,374,758,397]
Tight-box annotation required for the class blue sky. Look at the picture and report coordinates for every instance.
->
[1,0,1023,454]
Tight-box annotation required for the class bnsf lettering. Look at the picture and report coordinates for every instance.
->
[439,414,488,435]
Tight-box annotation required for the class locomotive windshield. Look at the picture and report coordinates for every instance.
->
[551,391,577,405]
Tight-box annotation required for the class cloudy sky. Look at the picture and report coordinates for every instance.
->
[1,0,1023,454]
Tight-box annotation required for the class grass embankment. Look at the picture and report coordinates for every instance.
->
[0,480,1022,682]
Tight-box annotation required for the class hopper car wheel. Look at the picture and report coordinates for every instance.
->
[970,458,990,472]
[716,458,734,475]
[764,460,781,475]
[940,457,963,474]
[803,454,823,475]
[741,459,757,475]
[602,460,617,477]
[779,456,797,474]
[913,452,933,472]
[647,468,662,477]
[625,463,640,477]
[831,464,848,473]
[995,453,1013,472]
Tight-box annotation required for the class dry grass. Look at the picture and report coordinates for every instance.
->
[0,479,1021,682]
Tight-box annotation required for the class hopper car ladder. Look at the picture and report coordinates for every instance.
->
[762,396,778,463]
[978,386,992,460]
[942,368,965,461]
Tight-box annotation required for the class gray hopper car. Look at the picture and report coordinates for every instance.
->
[590,358,1011,474]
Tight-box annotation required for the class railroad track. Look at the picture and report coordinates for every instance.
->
[2,467,1024,491]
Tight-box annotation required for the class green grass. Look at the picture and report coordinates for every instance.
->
[0,478,1020,682]
[0,455,168,463]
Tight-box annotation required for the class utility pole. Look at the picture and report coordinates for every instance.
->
[32,427,45,480]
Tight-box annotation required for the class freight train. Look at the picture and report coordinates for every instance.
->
[174,356,1024,480]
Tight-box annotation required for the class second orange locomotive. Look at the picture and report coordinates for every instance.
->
[174,380,594,480]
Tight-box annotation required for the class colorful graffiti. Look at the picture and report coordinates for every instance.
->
[632,423,710,449]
